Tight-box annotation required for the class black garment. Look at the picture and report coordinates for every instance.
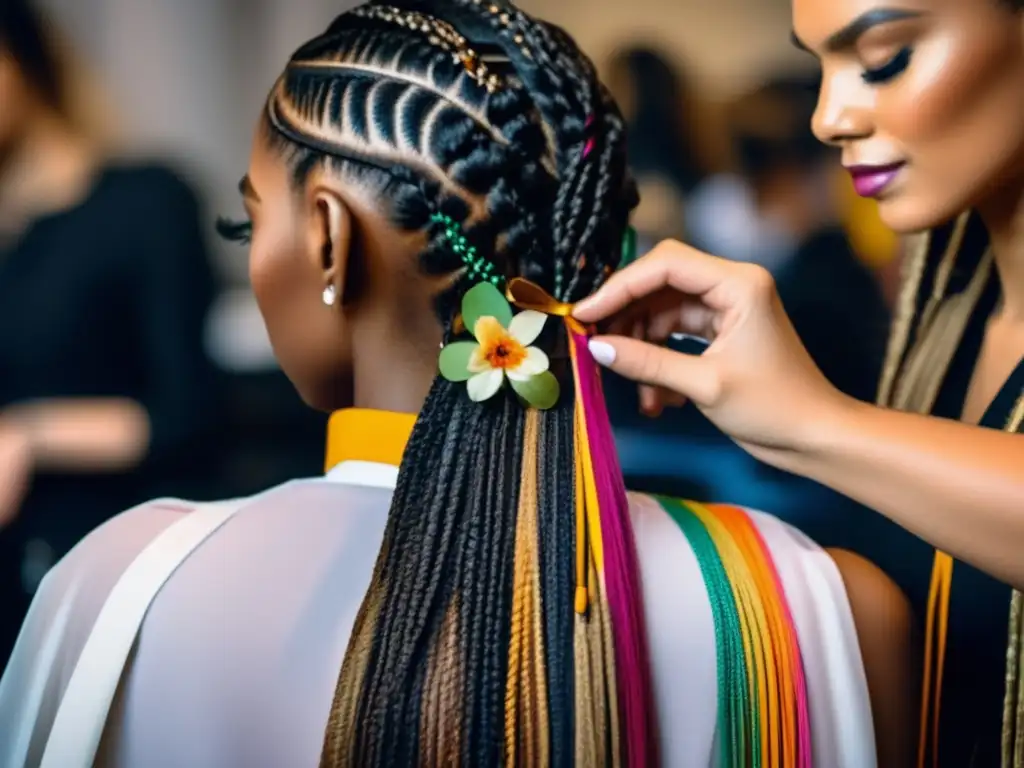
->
[0,163,220,661]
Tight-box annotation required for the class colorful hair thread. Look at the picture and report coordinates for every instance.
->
[567,318,658,766]
[658,498,812,767]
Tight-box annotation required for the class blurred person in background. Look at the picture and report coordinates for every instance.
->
[724,74,890,403]
[606,45,730,250]
[0,0,219,666]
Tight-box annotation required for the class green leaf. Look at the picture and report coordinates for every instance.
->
[438,342,477,382]
[462,282,512,333]
[510,371,560,410]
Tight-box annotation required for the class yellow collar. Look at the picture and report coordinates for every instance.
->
[324,409,415,472]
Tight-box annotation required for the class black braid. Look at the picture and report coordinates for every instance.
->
[256,3,638,766]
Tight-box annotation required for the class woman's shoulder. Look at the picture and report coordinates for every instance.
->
[54,476,389,595]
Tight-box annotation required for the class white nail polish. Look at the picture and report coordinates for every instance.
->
[588,340,616,366]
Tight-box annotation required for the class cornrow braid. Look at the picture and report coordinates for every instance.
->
[264,7,554,319]
[259,2,645,766]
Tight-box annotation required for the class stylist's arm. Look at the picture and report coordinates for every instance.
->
[574,240,1024,591]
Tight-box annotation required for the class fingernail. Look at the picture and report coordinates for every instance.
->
[588,339,616,366]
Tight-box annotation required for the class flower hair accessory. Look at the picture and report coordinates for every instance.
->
[439,282,559,409]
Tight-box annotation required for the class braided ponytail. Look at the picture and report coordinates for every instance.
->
[259,2,649,765]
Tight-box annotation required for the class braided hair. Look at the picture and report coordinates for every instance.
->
[259,2,645,765]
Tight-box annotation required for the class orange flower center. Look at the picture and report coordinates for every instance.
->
[484,335,527,369]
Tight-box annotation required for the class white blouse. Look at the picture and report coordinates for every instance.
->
[0,460,875,767]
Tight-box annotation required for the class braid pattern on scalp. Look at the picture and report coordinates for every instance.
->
[259,1,644,765]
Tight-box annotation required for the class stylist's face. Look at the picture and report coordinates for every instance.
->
[793,0,1024,232]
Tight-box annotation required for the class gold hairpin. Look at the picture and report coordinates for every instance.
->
[350,4,527,92]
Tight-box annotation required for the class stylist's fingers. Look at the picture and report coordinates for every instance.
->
[574,240,735,323]
[602,296,716,343]
[588,335,718,405]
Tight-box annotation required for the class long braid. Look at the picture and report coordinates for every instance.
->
[260,2,644,765]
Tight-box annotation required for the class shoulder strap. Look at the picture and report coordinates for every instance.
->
[39,498,248,768]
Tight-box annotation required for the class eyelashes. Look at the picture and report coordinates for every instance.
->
[862,46,912,85]
[216,216,252,244]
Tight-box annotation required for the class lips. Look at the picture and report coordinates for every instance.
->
[846,162,905,198]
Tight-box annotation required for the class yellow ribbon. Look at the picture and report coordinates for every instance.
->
[505,277,589,335]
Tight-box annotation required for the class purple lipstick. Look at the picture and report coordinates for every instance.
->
[846,162,905,198]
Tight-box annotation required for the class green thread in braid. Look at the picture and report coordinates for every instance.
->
[431,212,505,287]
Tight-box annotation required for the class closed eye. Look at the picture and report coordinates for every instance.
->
[216,216,252,244]
[862,47,912,84]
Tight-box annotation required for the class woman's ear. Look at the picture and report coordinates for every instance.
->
[306,183,358,306]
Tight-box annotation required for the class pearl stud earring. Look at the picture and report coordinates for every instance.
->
[322,285,337,306]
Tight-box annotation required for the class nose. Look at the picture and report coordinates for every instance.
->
[811,69,874,147]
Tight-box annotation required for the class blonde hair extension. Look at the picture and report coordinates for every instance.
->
[319,565,386,766]
[877,228,931,407]
[1002,399,1024,768]
[880,212,973,411]
[504,408,550,766]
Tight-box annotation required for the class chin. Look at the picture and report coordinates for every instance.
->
[874,194,967,236]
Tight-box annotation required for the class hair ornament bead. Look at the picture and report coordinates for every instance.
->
[350,4,521,91]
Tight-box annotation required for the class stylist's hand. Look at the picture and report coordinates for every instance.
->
[574,240,851,464]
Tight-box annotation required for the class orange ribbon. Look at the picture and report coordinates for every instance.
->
[505,277,589,335]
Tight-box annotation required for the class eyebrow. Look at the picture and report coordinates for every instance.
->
[791,7,923,52]
[238,175,259,201]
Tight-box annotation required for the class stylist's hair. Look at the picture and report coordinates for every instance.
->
[0,0,117,143]
[262,1,652,766]
[0,0,63,109]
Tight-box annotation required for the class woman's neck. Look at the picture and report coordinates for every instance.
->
[350,321,439,416]
[979,176,1024,320]
[0,110,98,236]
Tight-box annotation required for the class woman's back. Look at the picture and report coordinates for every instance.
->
[0,409,877,767]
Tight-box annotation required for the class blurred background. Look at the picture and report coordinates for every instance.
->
[0,0,903,670]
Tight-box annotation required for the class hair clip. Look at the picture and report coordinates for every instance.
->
[430,213,504,287]
[350,5,504,91]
